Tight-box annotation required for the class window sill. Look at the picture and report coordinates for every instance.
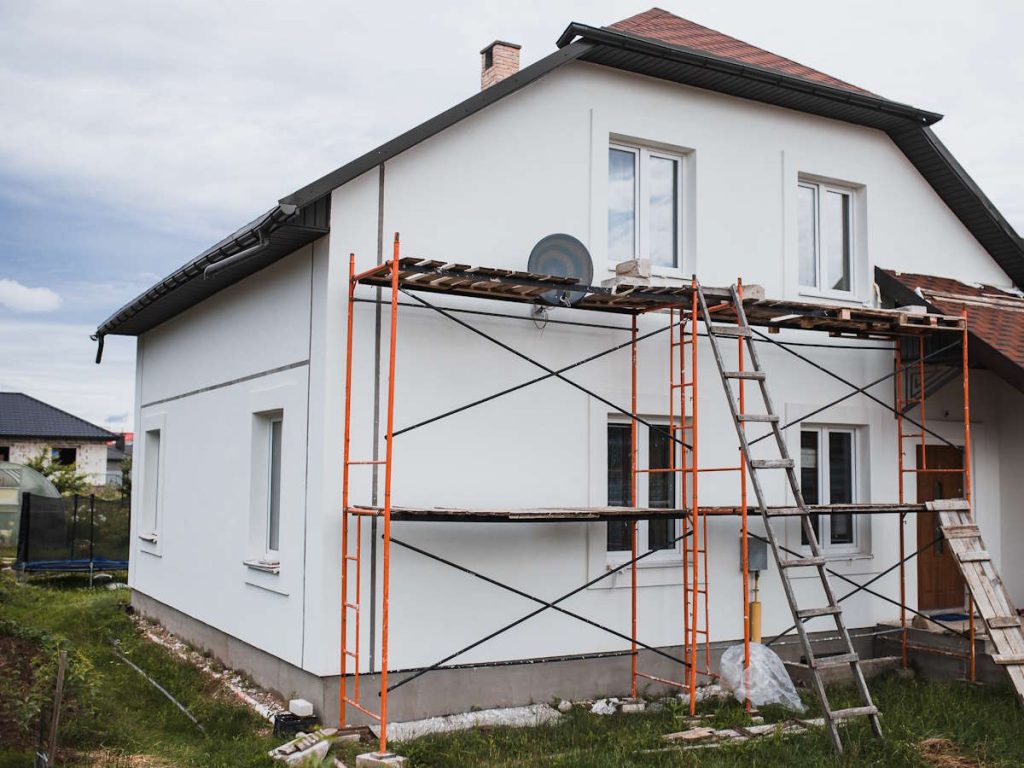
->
[796,288,866,306]
[243,558,281,575]
[137,533,158,544]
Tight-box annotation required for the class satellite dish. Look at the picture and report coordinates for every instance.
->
[527,234,593,307]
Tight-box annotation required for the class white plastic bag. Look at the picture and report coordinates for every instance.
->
[718,642,805,711]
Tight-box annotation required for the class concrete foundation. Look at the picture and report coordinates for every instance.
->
[131,589,891,726]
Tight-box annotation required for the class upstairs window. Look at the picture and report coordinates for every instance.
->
[798,180,853,295]
[609,144,682,270]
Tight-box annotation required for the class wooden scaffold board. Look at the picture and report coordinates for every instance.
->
[931,499,1024,706]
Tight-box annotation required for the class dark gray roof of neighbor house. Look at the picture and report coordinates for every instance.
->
[94,11,1024,345]
[0,393,116,441]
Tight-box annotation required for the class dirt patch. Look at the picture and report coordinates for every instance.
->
[0,632,41,750]
[919,738,983,768]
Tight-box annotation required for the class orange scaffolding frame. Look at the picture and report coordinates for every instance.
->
[339,237,976,756]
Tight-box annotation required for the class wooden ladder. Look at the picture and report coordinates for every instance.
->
[932,499,1024,706]
[695,281,884,754]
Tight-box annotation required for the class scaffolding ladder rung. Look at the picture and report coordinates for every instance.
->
[780,556,826,569]
[942,524,980,538]
[749,458,794,469]
[812,652,859,669]
[993,654,1024,665]
[987,616,1022,629]
[830,706,879,721]
[723,370,766,380]
[710,325,750,338]
[796,606,841,619]
[958,551,991,563]
[737,414,779,423]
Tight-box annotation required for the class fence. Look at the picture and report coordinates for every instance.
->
[15,492,130,574]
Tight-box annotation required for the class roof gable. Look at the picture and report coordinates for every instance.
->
[609,8,872,96]
[0,393,115,441]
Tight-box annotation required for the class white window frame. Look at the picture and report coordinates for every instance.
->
[609,143,685,275]
[797,179,855,298]
[246,409,284,573]
[800,426,859,556]
[265,414,283,560]
[139,427,162,544]
[606,418,682,565]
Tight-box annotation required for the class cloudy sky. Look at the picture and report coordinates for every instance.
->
[1,1,1021,432]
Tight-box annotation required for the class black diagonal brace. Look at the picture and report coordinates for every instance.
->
[761,532,969,645]
[748,338,963,447]
[385,529,705,694]
[390,535,698,674]
[400,289,690,450]
[394,318,675,438]
[748,327,960,451]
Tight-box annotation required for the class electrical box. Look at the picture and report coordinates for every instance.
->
[742,534,769,572]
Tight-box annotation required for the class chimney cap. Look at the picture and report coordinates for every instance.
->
[480,40,522,54]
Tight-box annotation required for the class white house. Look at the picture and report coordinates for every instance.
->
[95,9,1024,726]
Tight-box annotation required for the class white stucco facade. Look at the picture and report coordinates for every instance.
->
[127,60,1022,698]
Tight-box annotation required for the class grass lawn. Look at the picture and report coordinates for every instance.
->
[3,569,1024,767]
[0,571,280,767]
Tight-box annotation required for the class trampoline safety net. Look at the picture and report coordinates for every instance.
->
[15,493,130,572]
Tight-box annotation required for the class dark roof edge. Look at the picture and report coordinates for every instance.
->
[279,42,594,209]
[94,203,301,340]
[556,23,943,126]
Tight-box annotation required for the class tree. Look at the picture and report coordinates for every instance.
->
[24,451,91,496]
[120,456,132,496]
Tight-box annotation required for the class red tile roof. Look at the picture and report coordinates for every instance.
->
[609,8,873,96]
[880,269,1024,375]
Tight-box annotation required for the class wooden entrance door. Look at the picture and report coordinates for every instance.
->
[916,444,966,611]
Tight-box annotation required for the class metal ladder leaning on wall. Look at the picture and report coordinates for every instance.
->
[695,281,884,754]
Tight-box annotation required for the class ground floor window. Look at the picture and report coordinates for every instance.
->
[607,420,680,558]
[800,426,857,552]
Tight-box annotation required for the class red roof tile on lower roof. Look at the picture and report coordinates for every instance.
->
[610,8,874,96]
[880,269,1024,372]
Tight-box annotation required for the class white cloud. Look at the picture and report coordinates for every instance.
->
[0,278,62,312]
[0,320,134,432]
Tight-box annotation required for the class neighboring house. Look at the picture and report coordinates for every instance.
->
[0,393,116,485]
[106,433,133,487]
[94,9,1024,725]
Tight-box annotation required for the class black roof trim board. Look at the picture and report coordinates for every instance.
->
[874,268,1024,393]
[95,20,1024,344]
[888,126,1024,287]
[94,199,329,344]
[556,23,943,125]
[280,42,594,209]
[0,392,117,441]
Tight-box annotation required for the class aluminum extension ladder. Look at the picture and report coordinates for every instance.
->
[695,281,884,754]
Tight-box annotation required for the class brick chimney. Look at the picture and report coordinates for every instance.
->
[481,41,521,90]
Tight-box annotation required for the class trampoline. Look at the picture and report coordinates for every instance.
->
[15,492,130,575]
